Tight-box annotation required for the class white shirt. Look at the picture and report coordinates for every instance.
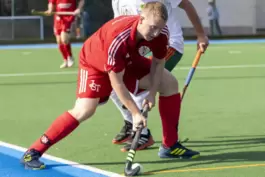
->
[207,5,219,20]
[112,0,184,53]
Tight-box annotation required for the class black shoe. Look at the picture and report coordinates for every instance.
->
[120,129,155,152]
[158,141,200,159]
[21,149,45,170]
[112,120,133,144]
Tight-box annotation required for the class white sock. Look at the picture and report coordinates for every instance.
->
[110,91,133,123]
[130,91,149,110]
[131,91,150,135]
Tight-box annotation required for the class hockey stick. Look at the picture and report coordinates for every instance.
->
[31,9,75,16]
[178,50,203,144]
[181,50,203,100]
[124,105,149,176]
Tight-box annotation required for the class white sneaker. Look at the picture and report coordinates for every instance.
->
[67,57,74,68]
[60,61,68,69]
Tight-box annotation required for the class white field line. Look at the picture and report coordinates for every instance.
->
[0,64,265,78]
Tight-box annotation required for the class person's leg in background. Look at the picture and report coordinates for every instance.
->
[54,18,69,68]
[164,47,183,72]
[75,15,82,39]
[60,31,74,68]
[209,19,214,36]
[82,11,91,38]
[215,19,222,36]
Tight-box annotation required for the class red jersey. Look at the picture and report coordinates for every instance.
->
[80,15,169,74]
[49,0,76,12]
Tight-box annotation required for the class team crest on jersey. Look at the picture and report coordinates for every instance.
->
[138,46,150,56]
[89,80,101,92]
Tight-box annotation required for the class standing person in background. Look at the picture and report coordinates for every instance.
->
[45,0,77,68]
[74,14,82,39]
[207,0,222,36]
[74,0,91,38]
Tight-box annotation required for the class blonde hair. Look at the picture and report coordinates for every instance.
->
[141,2,168,22]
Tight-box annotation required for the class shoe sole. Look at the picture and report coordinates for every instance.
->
[120,137,155,152]
[25,164,46,170]
[191,154,200,159]
[21,161,46,170]
[158,153,200,159]
[112,136,132,145]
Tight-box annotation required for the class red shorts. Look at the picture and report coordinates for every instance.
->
[76,59,151,104]
[53,15,75,35]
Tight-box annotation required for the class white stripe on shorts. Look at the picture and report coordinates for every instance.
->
[79,69,88,94]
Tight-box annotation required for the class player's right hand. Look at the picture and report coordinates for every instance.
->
[44,9,53,16]
[132,113,147,131]
[197,35,209,53]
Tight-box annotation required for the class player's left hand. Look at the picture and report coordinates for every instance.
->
[197,35,209,53]
[142,93,156,110]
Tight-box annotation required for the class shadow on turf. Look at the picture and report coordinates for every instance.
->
[144,151,265,174]
[46,135,265,169]
[43,136,265,176]
[45,150,265,173]
[155,135,265,148]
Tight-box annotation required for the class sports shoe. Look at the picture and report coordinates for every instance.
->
[112,120,133,144]
[158,141,200,159]
[21,149,45,170]
[67,57,74,68]
[60,61,68,69]
[120,129,155,152]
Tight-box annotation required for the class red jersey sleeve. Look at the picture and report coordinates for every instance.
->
[105,29,131,73]
[106,41,127,73]
[152,26,170,59]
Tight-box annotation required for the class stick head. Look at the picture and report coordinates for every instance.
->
[31,9,36,14]
[124,161,142,176]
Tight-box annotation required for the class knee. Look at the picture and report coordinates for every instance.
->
[167,75,179,94]
[61,37,69,44]
[56,36,62,44]
[69,107,96,123]
[160,70,179,96]
[61,32,70,44]
[68,99,97,123]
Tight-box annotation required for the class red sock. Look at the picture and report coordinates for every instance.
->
[159,93,181,148]
[63,43,72,58]
[59,44,68,61]
[29,112,79,154]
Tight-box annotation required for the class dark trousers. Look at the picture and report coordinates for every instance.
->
[210,19,222,36]
[82,11,91,38]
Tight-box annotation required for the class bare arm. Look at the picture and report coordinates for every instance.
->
[109,70,141,116]
[47,2,55,12]
[179,0,205,36]
[73,0,85,15]
[77,0,85,10]
[179,0,209,52]
[45,2,55,14]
